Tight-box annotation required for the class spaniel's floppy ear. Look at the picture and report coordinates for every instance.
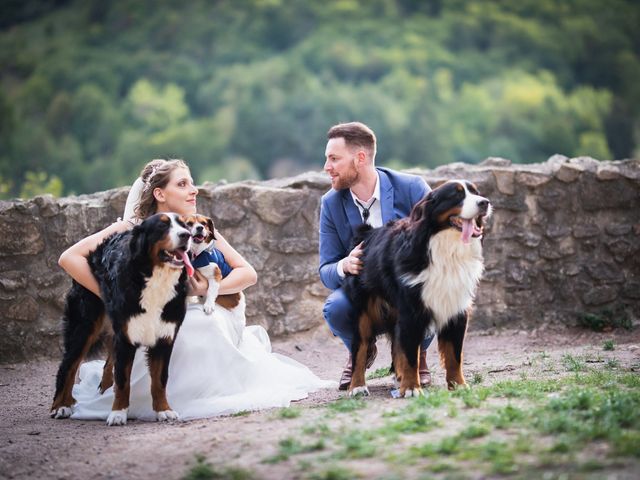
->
[206,217,217,242]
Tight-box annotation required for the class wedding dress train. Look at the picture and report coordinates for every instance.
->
[71,298,334,421]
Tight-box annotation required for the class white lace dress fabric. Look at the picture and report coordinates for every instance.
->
[71,300,334,420]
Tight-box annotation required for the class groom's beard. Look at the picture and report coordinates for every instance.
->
[333,164,359,191]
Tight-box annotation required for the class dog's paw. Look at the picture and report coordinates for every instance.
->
[106,409,128,426]
[203,303,215,315]
[348,386,370,397]
[50,406,72,419]
[156,410,179,422]
[402,387,424,398]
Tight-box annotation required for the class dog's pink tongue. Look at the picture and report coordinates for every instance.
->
[461,219,473,245]
[180,250,194,277]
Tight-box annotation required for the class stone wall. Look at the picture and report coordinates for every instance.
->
[1,156,638,362]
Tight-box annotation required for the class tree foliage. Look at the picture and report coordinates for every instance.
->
[0,0,638,198]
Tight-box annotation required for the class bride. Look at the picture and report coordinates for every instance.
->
[57,158,334,421]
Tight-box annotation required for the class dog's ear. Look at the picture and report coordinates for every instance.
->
[129,223,149,258]
[410,194,431,223]
[206,217,217,241]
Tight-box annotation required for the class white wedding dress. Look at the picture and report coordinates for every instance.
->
[69,178,334,421]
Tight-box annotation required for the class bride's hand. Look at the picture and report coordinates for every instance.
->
[187,270,209,296]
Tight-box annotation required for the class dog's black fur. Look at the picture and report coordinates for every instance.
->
[50,213,192,425]
[343,180,491,397]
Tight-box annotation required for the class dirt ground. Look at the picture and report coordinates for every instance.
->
[1,324,639,480]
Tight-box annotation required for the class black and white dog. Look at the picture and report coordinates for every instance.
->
[344,180,492,397]
[50,213,194,425]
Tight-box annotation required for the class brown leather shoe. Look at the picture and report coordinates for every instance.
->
[419,347,432,387]
[338,343,378,391]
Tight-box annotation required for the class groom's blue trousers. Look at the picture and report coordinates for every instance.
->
[323,288,434,352]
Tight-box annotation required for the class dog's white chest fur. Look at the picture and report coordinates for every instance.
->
[404,229,484,330]
[126,267,182,346]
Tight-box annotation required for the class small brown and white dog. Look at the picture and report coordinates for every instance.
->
[183,214,222,314]
[182,214,244,316]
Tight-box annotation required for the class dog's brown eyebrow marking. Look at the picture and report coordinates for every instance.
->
[455,182,464,192]
[158,214,171,223]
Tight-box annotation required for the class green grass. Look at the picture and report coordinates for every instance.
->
[263,437,326,464]
[366,367,392,380]
[326,397,367,413]
[275,406,302,419]
[184,455,253,480]
[578,306,632,332]
[186,361,640,479]
[603,339,615,351]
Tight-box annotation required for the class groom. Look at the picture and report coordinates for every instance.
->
[318,121,435,390]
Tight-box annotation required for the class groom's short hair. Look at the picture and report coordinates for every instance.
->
[327,122,377,161]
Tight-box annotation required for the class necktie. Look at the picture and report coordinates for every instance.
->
[355,198,377,224]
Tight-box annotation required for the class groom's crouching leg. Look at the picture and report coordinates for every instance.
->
[323,289,357,390]
[148,340,180,422]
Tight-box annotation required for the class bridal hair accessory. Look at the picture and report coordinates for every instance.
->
[143,165,159,192]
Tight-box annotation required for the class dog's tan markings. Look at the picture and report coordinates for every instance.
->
[99,351,114,394]
[215,293,241,309]
[51,315,105,412]
[349,317,372,392]
[112,358,134,411]
[437,206,462,226]
[395,344,421,396]
[438,338,465,390]
[148,354,172,413]
[455,182,464,192]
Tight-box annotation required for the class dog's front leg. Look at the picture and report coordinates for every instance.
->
[147,339,179,422]
[438,312,468,390]
[395,306,426,398]
[107,338,136,426]
[199,264,221,315]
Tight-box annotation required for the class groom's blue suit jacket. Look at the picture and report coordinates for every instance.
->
[319,167,431,291]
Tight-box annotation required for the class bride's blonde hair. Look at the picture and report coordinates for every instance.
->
[134,158,189,220]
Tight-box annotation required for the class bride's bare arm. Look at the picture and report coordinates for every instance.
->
[58,221,131,298]
[213,230,257,295]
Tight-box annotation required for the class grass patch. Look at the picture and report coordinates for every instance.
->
[337,430,377,459]
[275,406,302,419]
[603,339,615,351]
[308,466,358,480]
[227,364,640,478]
[184,455,253,480]
[470,371,484,385]
[231,410,251,417]
[263,437,325,464]
[366,367,391,380]
[452,385,490,408]
[459,423,491,439]
[326,397,367,413]
[561,354,586,372]
[578,306,632,331]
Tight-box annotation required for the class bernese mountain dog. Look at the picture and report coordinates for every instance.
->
[344,180,492,397]
[50,213,194,426]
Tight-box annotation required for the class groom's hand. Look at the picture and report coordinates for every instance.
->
[187,270,209,296]
[343,242,364,276]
